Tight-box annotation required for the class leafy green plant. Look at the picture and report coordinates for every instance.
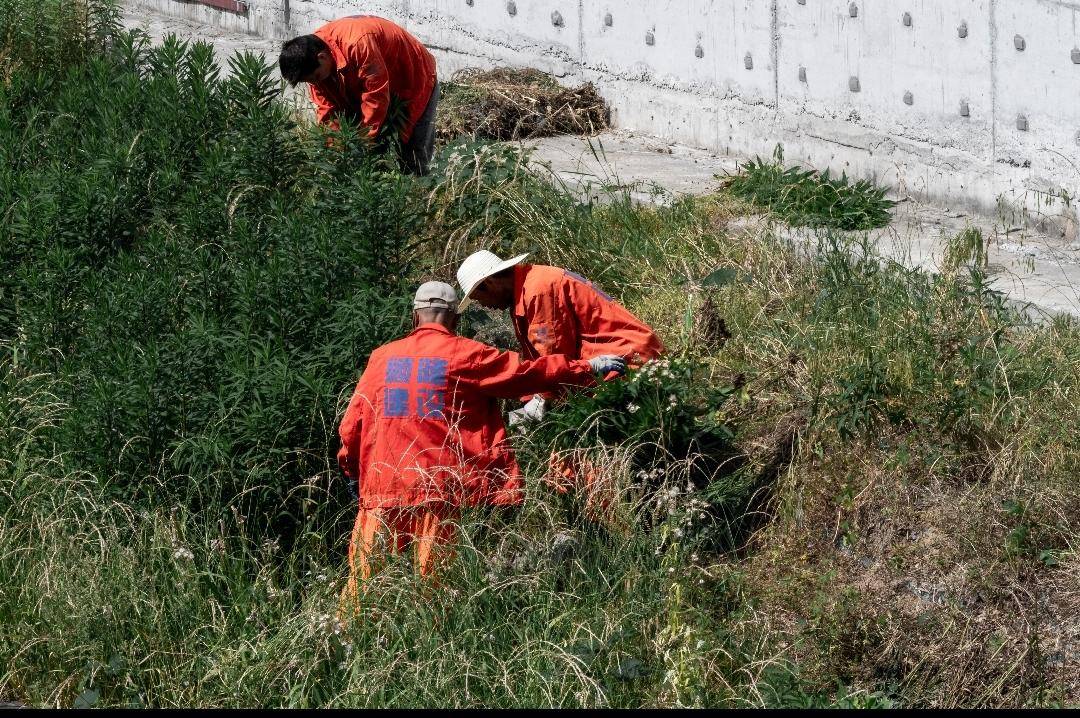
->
[528,358,735,477]
[0,21,423,533]
[520,359,751,553]
[0,0,118,81]
[943,226,989,271]
[726,146,894,230]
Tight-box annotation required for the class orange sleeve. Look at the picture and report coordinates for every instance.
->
[457,342,594,399]
[309,84,341,130]
[349,36,391,139]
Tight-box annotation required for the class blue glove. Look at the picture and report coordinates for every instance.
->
[588,355,627,376]
[342,469,358,502]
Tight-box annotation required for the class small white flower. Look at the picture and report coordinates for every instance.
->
[314,612,344,636]
[628,403,640,414]
[173,547,194,561]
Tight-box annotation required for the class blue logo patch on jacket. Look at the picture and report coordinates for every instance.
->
[382,356,448,420]
[564,270,613,301]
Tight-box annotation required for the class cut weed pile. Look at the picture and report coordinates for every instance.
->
[2,0,1079,709]
[436,67,609,144]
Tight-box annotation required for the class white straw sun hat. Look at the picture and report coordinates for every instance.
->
[456,250,529,310]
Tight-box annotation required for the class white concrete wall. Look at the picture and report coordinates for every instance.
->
[133,0,1080,235]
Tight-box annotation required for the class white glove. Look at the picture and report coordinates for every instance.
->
[522,395,546,421]
[508,396,546,428]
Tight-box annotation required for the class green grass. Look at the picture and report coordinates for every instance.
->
[726,146,895,231]
[2,0,1078,708]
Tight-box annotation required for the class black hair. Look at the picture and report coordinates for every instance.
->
[278,34,330,85]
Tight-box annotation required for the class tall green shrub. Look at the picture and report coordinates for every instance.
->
[0,0,118,82]
[1,17,423,530]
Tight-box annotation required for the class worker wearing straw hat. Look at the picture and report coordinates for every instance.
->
[336,281,626,597]
[456,252,665,507]
[456,251,664,393]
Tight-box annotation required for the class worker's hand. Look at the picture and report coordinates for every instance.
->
[341,468,358,502]
[588,355,627,377]
[508,396,546,429]
[522,395,546,421]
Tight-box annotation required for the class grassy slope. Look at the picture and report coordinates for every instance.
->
[480,165,1080,706]
[2,3,1078,708]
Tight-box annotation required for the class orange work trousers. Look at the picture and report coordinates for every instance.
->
[341,504,458,606]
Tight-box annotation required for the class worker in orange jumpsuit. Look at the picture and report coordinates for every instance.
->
[278,15,439,174]
[456,250,664,399]
[336,281,626,600]
[455,251,665,506]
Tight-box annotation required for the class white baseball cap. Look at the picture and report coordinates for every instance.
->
[413,281,460,312]
[456,250,529,310]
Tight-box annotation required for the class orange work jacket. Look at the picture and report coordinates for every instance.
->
[337,323,596,508]
[511,264,665,368]
[310,16,436,142]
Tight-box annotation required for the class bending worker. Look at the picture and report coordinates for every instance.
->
[278,15,438,175]
[456,250,664,413]
[336,281,626,595]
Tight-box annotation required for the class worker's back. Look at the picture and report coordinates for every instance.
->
[512,264,665,367]
[338,322,517,508]
[337,320,597,509]
[311,15,436,135]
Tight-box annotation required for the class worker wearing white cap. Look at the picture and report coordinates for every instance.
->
[336,281,626,595]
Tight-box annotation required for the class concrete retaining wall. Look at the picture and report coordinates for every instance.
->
[132,0,1080,234]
